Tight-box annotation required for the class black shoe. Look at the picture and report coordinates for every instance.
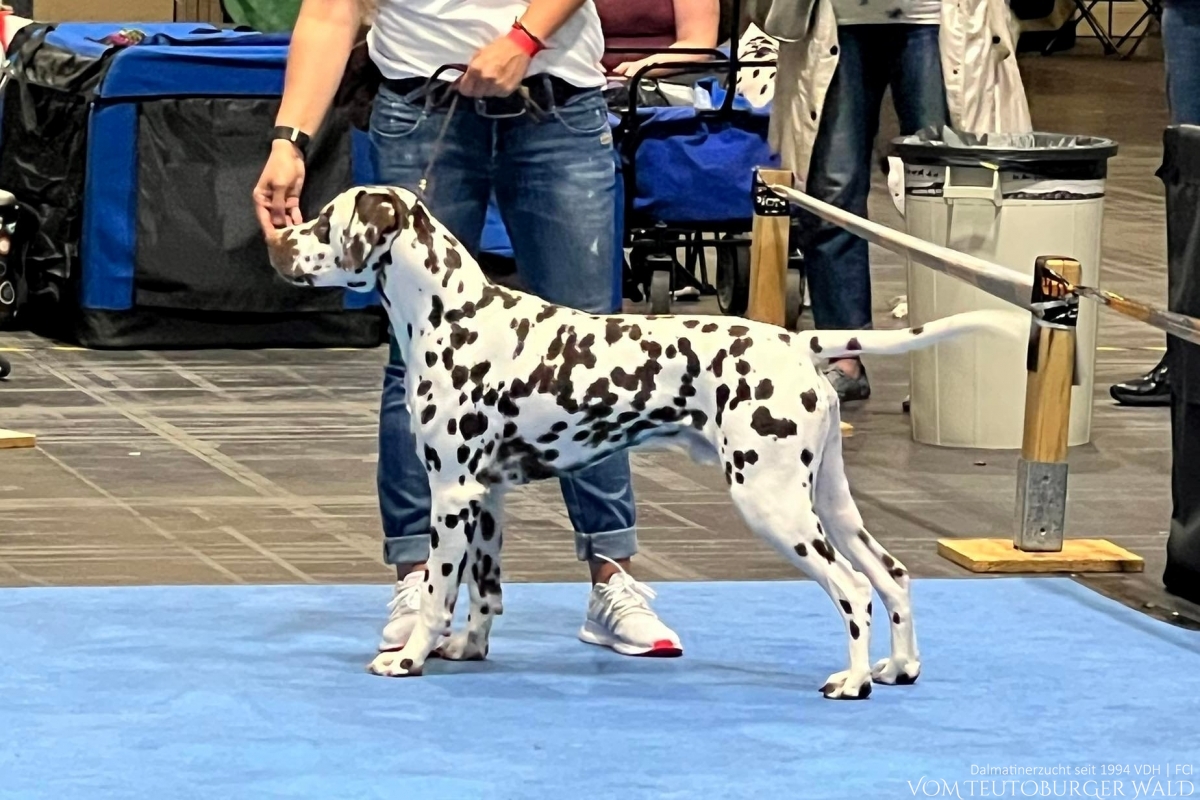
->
[1164,562,1200,606]
[1109,359,1171,407]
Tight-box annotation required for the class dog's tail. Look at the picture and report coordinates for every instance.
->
[805,310,1026,359]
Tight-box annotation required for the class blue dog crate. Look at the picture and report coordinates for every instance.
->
[0,23,383,348]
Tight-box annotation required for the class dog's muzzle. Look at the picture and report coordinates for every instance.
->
[266,230,314,286]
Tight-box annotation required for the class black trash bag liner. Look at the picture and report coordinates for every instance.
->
[1160,124,1200,602]
[891,127,1119,178]
[0,24,121,330]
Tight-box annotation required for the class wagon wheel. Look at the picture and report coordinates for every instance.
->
[715,239,750,316]
[647,253,673,314]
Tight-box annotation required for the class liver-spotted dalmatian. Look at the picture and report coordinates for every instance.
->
[268,186,1018,699]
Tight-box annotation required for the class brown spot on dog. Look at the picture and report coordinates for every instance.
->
[811,538,836,564]
[750,406,797,438]
[730,337,753,357]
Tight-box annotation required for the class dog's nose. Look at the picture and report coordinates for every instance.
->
[266,230,303,278]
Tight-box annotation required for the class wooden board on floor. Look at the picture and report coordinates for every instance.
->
[0,429,36,450]
[937,538,1144,574]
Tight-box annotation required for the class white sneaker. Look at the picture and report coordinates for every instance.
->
[378,571,424,652]
[578,558,683,657]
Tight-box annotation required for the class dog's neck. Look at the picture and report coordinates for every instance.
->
[376,215,493,363]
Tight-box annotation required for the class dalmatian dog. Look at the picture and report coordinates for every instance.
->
[267,186,1017,699]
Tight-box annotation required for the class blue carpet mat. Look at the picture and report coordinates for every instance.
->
[1,579,1198,799]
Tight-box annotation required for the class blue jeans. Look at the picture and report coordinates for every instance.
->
[800,24,949,330]
[1164,1,1200,126]
[369,80,638,566]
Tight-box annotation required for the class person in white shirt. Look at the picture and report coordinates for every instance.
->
[253,0,683,659]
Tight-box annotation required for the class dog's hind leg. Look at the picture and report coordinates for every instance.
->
[730,478,874,699]
[369,479,483,677]
[438,491,505,662]
[812,403,921,686]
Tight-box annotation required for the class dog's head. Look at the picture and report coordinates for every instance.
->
[266,187,413,293]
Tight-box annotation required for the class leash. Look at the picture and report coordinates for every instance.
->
[415,63,547,200]
[417,92,460,199]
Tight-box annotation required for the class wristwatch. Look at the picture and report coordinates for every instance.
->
[272,126,311,158]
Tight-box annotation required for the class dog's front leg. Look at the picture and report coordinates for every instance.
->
[369,481,482,677]
[438,491,505,662]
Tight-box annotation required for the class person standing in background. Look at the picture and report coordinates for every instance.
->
[768,0,1030,402]
[253,0,682,662]
[1110,0,1200,408]
[1157,0,1200,604]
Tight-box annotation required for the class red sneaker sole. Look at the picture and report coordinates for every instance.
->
[633,640,683,658]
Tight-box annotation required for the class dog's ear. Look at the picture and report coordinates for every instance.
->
[341,190,402,272]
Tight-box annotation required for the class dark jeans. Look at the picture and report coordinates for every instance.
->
[369,81,638,566]
[1164,0,1200,125]
[801,24,949,330]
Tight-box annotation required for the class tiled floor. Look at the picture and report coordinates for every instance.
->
[1,50,1197,626]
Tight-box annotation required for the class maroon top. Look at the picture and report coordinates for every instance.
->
[595,0,677,72]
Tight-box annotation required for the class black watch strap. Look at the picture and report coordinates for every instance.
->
[272,126,311,157]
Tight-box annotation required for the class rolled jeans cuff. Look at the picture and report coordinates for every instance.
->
[574,526,638,562]
[383,532,431,566]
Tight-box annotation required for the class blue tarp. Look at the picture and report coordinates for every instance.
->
[626,98,778,223]
[4,579,1199,798]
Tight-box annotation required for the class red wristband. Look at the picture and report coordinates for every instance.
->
[508,21,545,57]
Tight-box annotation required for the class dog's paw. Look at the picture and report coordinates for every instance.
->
[871,657,921,686]
[435,632,488,662]
[367,651,424,677]
[819,670,873,700]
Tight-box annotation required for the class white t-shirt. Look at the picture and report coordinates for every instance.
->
[367,0,607,88]
[832,0,940,25]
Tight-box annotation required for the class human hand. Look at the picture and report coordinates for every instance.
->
[611,53,701,78]
[253,140,306,237]
[612,57,656,77]
[459,34,532,97]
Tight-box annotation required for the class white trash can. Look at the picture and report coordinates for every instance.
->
[890,130,1118,450]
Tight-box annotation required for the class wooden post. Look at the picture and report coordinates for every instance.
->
[1020,257,1080,466]
[937,256,1142,573]
[747,168,792,327]
[1012,257,1081,553]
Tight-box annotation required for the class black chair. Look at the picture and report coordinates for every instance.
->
[1115,0,1163,58]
